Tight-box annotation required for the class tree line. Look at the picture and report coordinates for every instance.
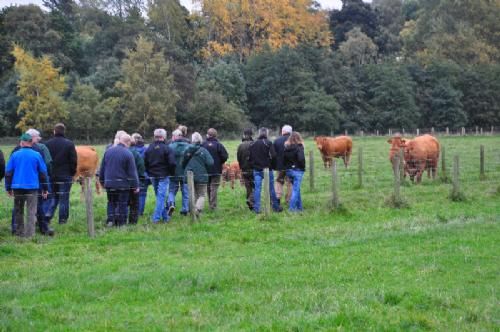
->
[0,0,499,139]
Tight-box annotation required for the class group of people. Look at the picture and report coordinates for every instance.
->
[1,122,306,237]
[1,124,78,237]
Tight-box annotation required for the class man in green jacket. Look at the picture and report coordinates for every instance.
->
[182,132,214,216]
[129,135,146,224]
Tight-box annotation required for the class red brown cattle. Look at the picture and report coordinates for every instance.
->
[387,134,440,183]
[75,146,101,194]
[222,161,242,189]
[314,135,353,168]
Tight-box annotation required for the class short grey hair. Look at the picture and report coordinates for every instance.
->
[119,133,132,146]
[191,132,203,144]
[172,129,182,137]
[282,125,292,135]
[26,128,41,138]
[154,128,167,138]
[114,130,127,145]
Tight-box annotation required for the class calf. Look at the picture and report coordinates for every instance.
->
[222,161,242,189]
[314,135,353,168]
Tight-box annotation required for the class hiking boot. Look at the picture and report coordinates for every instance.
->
[168,206,175,216]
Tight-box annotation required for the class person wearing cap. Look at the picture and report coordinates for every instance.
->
[182,132,214,216]
[99,134,140,227]
[168,129,190,216]
[144,128,176,223]
[5,133,49,237]
[44,123,77,225]
[237,128,255,210]
[273,125,292,205]
[201,128,228,210]
[131,133,149,216]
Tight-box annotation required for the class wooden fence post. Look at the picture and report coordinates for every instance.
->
[393,155,401,204]
[475,126,479,135]
[461,127,466,136]
[431,127,435,135]
[84,177,95,238]
[360,130,364,137]
[187,171,197,221]
[376,130,379,136]
[440,146,447,181]
[402,128,405,135]
[446,127,449,136]
[491,126,494,135]
[357,147,363,188]
[450,155,464,201]
[263,168,271,216]
[480,145,485,180]
[344,129,348,136]
[399,148,405,183]
[416,128,420,136]
[480,127,483,136]
[331,160,339,209]
[330,130,334,137]
[309,151,314,192]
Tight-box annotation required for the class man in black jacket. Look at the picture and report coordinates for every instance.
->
[273,125,292,205]
[99,134,139,227]
[144,128,176,223]
[248,127,282,213]
[236,128,254,210]
[202,128,228,210]
[44,123,77,225]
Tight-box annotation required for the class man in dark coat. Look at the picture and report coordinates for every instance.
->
[44,123,77,225]
[144,128,176,223]
[99,134,139,227]
[273,125,292,204]
[248,127,282,213]
[201,128,228,210]
[128,135,146,224]
[236,128,254,210]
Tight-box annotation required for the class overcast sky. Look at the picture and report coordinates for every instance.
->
[0,0,351,11]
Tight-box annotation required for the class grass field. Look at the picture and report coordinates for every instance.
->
[0,136,499,330]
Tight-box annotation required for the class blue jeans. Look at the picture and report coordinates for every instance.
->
[168,179,189,214]
[139,178,150,216]
[106,189,130,226]
[44,177,73,223]
[253,170,280,213]
[286,169,304,212]
[151,177,169,222]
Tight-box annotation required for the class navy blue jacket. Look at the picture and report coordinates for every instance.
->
[202,137,228,175]
[144,141,176,178]
[273,134,290,171]
[99,144,139,189]
[45,133,77,180]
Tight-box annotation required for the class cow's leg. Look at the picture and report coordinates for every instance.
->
[321,155,327,168]
[416,161,425,184]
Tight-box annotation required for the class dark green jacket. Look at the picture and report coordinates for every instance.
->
[169,139,190,182]
[182,144,214,184]
[129,147,145,179]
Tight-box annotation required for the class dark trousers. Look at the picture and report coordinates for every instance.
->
[44,177,73,224]
[13,189,38,237]
[138,178,150,216]
[128,189,139,224]
[107,189,130,226]
[242,171,254,209]
[207,175,221,210]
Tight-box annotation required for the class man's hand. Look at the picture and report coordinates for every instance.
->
[42,191,49,199]
[134,188,140,194]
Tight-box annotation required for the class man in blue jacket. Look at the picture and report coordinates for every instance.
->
[5,133,49,237]
[144,128,176,223]
[99,134,139,227]
[202,128,228,210]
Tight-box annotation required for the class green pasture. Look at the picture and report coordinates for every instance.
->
[0,136,499,330]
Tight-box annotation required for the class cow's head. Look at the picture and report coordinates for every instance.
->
[388,134,407,163]
[314,136,326,150]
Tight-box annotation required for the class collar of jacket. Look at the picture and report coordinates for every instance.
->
[54,133,65,138]
[206,137,218,142]
[242,137,253,142]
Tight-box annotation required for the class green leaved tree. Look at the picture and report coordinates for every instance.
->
[117,36,179,136]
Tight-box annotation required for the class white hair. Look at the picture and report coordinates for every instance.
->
[282,125,292,135]
[119,133,132,146]
[114,130,127,145]
[191,132,203,144]
[26,128,41,137]
[154,128,167,138]
[172,129,182,138]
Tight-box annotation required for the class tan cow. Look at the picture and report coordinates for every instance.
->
[222,161,242,189]
[314,135,353,168]
[75,146,101,194]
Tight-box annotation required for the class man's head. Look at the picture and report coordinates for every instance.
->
[119,133,132,147]
[178,125,188,137]
[154,128,167,141]
[54,123,65,136]
[243,128,253,140]
[20,133,33,147]
[113,130,127,145]
[258,127,268,139]
[207,128,217,138]
[191,132,203,144]
[281,125,292,136]
[172,129,182,140]
[26,129,41,143]
[131,133,143,145]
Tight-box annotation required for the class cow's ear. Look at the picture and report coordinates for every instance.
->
[400,139,406,145]
[387,138,393,144]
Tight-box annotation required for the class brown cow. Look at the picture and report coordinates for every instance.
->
[314,135,353,168]
[222,161,242,189]
[387,134,440,183]
[75,146,101,194]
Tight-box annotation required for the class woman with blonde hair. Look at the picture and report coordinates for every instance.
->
[283,132,306,212]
